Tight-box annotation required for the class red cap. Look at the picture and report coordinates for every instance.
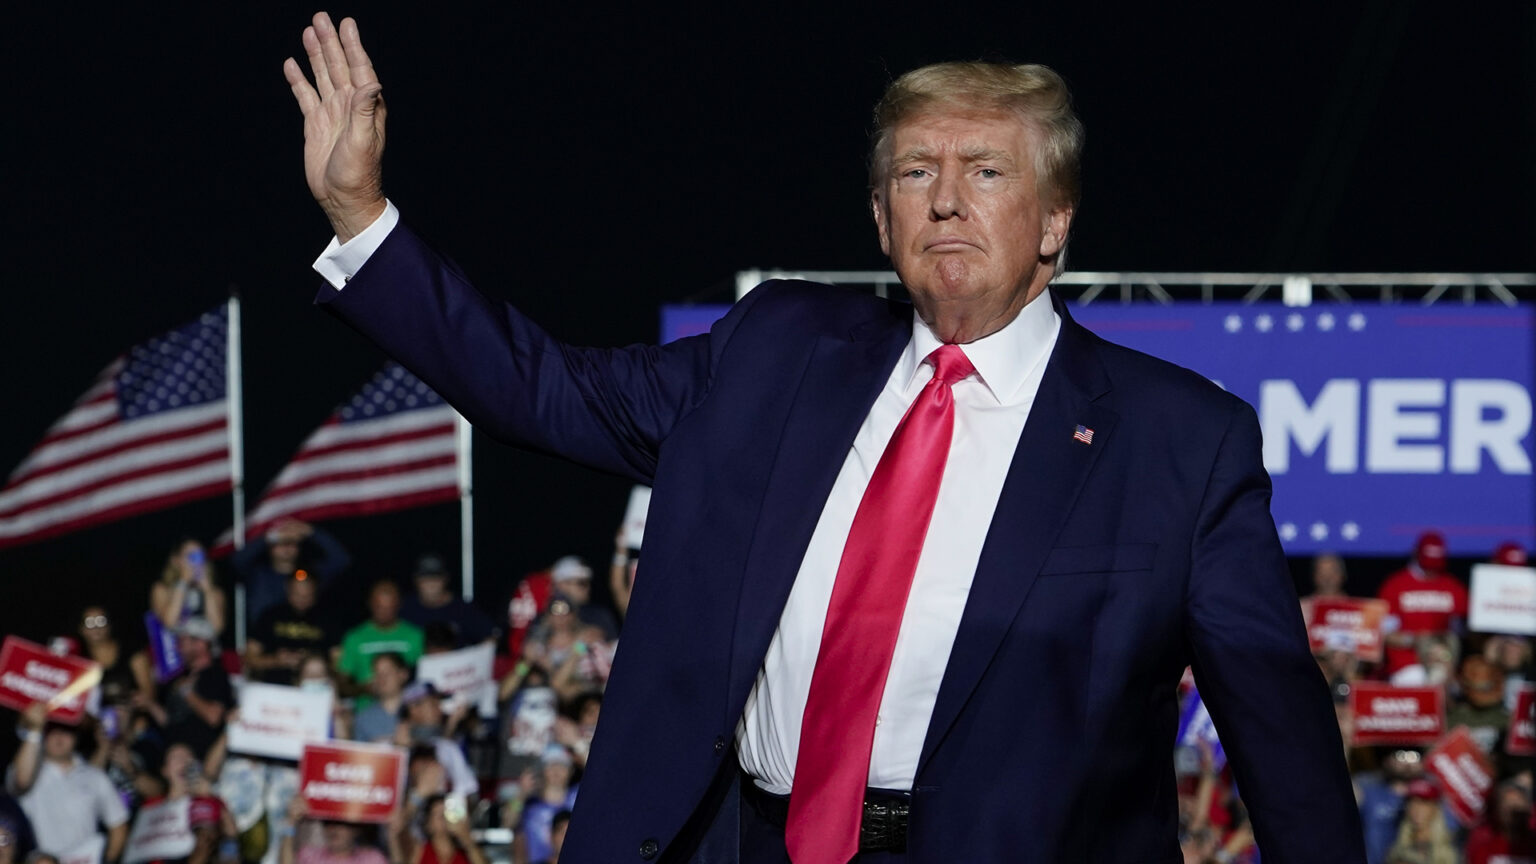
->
[1493,542,1529,567]
[1405,778,1439,800]
[1415,531,1448,571]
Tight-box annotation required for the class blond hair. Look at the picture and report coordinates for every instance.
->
[869,61,1084,211]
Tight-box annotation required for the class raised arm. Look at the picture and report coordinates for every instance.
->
[283,13,387,242]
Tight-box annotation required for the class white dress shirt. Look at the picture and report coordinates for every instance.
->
[314,205,1061,795]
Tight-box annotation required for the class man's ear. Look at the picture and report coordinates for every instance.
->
[872,190,891,256]
[1040,206,1073,258]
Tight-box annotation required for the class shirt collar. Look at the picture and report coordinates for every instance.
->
[899,289,1060,405]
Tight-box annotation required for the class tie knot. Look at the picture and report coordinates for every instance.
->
[926,344,975,387]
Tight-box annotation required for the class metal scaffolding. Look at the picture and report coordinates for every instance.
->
[734,269,1536,307]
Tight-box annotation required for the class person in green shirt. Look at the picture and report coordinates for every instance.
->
[336,580,424,692]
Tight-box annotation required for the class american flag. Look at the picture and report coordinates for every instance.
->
[1073,424,1094,445]
[215,363,460,553]
[0,306,233,549]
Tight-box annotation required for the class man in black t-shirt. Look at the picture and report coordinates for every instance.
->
[244,573,336,685]
[152,618,233,760]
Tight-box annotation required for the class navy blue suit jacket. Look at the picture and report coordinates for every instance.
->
[321,224,1365,863]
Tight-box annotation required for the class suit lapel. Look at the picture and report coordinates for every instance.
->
[726,307,910,708]
[917,302,1117,775]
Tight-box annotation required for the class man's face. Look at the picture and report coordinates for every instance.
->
[42,728,76,762]
[270,538,299,570]
[556,576,590,605]
[287,578,316,611]
[1312,556,1344,594]
[371,658,406,697]
[873,106,1070,343]
[416,574,448,604]
[370,586,399,624]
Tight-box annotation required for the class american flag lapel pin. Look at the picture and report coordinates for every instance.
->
[1073,424,1095,445]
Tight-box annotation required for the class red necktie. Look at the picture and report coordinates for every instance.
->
[785,344,976,864]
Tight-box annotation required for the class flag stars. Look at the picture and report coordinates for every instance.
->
[1310,522,1329,541]
[1279,522,1298,541]
[1254,314,1274,332]
[1347,312,1367,331]
[1285,313,1304,332]
[1317,312,1336,331]
[1223,314,1242,333]
[1341,522,1360,541]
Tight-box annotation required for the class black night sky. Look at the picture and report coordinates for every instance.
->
[1,2,1532,647]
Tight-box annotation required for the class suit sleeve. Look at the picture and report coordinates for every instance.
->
[1183,400,1365,863]
[315,222,763,485]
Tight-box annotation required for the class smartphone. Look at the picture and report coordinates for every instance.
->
[100,707,120,740]
[444,793,467,825]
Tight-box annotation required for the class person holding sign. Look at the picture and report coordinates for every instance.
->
[285,14,1362,861]
[278,796,388,864]
[6,703,128,864]
[124,743,228,864]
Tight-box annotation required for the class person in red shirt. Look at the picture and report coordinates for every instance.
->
[1378,531,1468,676]
[1464,779,1534,864]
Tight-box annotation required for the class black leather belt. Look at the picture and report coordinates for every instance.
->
[739,771,911,853]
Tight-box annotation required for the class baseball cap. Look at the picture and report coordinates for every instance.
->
[551,556,592,582]
[1405,778,1439,800]
[177,617,216,642]
[1414,532,1448,571]
[413,554,449,579]
[1493,542,1529,567]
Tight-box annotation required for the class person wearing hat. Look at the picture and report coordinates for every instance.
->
[140,617,234,761]
[1492,541,1530,568]
[547,557,617,643]
[395,683,478,799]
[517,745,578,864]
[1382,779,1456,864]
[399,554,494,649]
[5,704,128,864]
[1378,531,1469,676]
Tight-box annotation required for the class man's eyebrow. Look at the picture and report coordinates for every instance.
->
[890,146,1018,166]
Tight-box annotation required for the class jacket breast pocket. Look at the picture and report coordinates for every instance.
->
[1038,542,1158,576]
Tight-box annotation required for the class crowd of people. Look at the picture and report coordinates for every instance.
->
[0,518,1529,864]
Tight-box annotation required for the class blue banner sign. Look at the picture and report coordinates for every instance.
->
[1071,303,1534,556]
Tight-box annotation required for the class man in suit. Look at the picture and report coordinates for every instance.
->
[284,13,1364,863]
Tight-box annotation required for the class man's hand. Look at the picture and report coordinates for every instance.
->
[19,702,47,732]
[283,13,387,243]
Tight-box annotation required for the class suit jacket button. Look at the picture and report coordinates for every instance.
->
[713,736,726,754]
[639,838,660,860]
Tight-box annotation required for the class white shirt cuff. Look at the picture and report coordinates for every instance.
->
[311,200,401,290]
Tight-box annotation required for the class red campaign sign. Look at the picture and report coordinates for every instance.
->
[1348,682,1445,747]
[0,636,101,724]
[1426,726,1495,826]
[299,741,405,824]
[1305,597,1388,663]
[1510,684,1536,756]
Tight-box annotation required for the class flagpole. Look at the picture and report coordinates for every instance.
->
[455,411,474,601]
[227,292,248,652]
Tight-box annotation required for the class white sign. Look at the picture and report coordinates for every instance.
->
[124,798,195,864]
[226,683,333,760]
[1469,564,1536,636]
[416,642,496,718]
[622,485,651,549]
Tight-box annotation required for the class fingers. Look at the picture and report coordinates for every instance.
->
[283,57,320,115]
[313,13,352,102]
[337,18,380,90]
[302,25,333,100]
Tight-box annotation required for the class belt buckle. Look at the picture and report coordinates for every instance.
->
[858,797,909,853]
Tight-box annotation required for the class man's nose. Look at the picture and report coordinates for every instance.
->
[929,170,966,219]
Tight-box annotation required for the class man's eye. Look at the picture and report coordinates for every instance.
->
[903,168,929,179]
[978,168,1001,178]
